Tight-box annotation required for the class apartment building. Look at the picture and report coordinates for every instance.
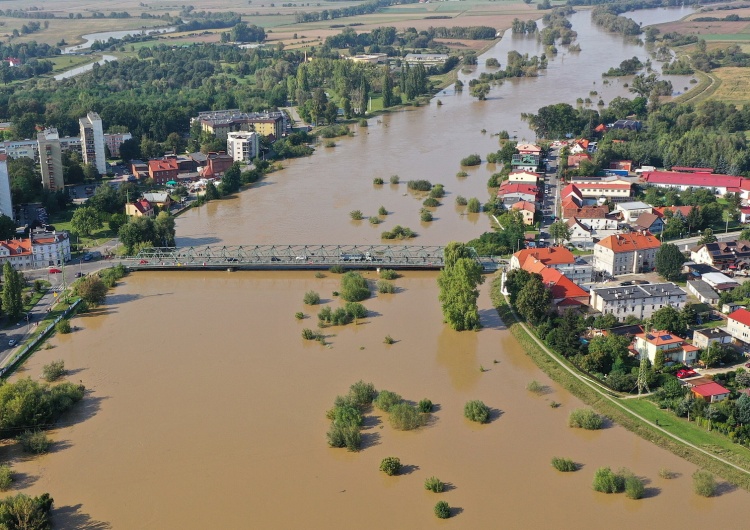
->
[589,283,687,321]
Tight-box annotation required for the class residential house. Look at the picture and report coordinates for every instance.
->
[511,201,536,225]
[508,170,539,184]
[568,177,632,201]
[0,238,32,269]
[687,279,720,305]
[125,199,154,218]
[497,182,538,205]
[611,119,642,131]
[641,171,746,195]
[142,193,173,209]
[516,143,542,155]
[131,160,149,179]
[510,153,540,172]
[727,308,750,345]
[741,207,750,224]
[632,329,700,366]
[205,152,234,176]
[515,248,593,283]
[690,240,750,270]
[567,153,591,168]
[566,218,595,249]
[593,232,661,276]
[589,283,687,321]
[103,132,132,158]
[30,230,71,267]
[227,131,259,162]
[632,212,664,234]
[148,159,179,186]
[510,246,576,271]
[615,201,652,223]
[701,272,739,292]
[691,381,731,403]
[693,328,733,350]
[561,184,583,207]
[568,139,590,154]
[539,266,589,312]
[194,109,284,140]
[561,206,618,249]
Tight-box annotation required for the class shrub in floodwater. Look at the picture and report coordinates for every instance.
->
[350,210,364,220]
[327,423,361,451]
[348,380,377,408]
[455,195,468,206]
[369,216,382,224]
[377,280,395,294]
[407,179,432,191]
[425,476,444,493]
[380,457,401,476]
[374,390,403,412]
[429,184,445,198]
[456,171,468,178]
[315,271,325,278]
[345,302,367,319]
[693,470,716,497]
[340,271,370,302]
[592,467,625,494]
[55,319,71,334]
[389,402,424,430]
[434,501,451,519]
[568,408,602,430]
[359,118,368,127]
[373,177,384,185]
[42,360,66,382]
[526,380,546,395]
[328,402,364,428]
[461,154,481,166]
[303,290,320,305]
[294,312,304,320]
[330,265,344,274]
[379,269,399,280]
[625,474,645,500]
[384,335,395,344]
[390,175,400,184]
[378,205,388,215]
[18,430,51,454]
[301,328,321,340]
[381,225,415,240]
[464,400,490,423]
[420,209,433,222]
[423,197,440,208]
[324,140,336,148]
[418,399,433,413]
[659,468,676,479]
[467,198,481,213]
[551,457,576,472]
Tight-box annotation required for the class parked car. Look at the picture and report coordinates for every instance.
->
[620,281,633,286]
[75,272,85,278]
[8,339,15,347]
[48,268,62,274]
[676,369,698,379]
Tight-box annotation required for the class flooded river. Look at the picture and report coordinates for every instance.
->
[8,6,750,529]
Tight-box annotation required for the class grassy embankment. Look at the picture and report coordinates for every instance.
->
[490,276,750,490]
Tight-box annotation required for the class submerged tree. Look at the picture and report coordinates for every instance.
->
[438,242,485,331]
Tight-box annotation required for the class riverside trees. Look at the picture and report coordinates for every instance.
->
[438,242,484,331]
[1,262,23,321]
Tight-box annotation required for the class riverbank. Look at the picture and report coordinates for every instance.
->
[490,276,750,491]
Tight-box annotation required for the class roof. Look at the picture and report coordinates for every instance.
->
[672,166,715,173]
[143,192,170,203]
[566,217,590,232]
[687,279,719,300]
[633,212,661,229]
[561,184,582,199]
[0,238,31,256]
[541,267,588,301]
[498,182,538,196]
[516,143,541,153]
[701,272,739,287]
[575,183,631,191]
[568,153,592,164]
[692,381,730,398]
[728,308,750,327]
[643,171,746,189]
[635,330,685,346]
[563,205,609,220]
[653,206,693,218]
[514,246,576,267]
[131,199,152,215]
[591,283,686,302]
[148,159,178,172]
[596,232,661,253]
[511,200,536,213]
[616,201,651,211]
[522,257,548,275]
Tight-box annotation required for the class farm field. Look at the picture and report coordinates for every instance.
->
[709,66,750,106]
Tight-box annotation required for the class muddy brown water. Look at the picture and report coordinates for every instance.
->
[7,271,749,528]
[7,6,750,528]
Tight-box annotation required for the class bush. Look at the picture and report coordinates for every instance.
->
[434,501,451,519]
[42,360,66,382]
[423,197,440,207]
[55,319,71,334]
[350,210,364,220]
[373,177,384,185]
[429,184,445,198]
[693,470,716,497]
[302,328,321,340]
[374,390,403,412]
[568,408,603,430]
[464,400,490,423]
[407,179,432,192]
[486,57,500,67]
[380,456,401,476]
[381,225,415,240]
[326,423,361,451]
[349,380,377,408]
[659,468,676,479]
[295,311,304,320]
[0,465,11,491]
[390,175,400,184]
[625,474,645,500]
[377,280,396,294]
[420,209,433,222]
[18,430,51,454]
[425,476,444,492]
[329,402,364,427]
[526,380,545,395]
[315,271,325,278]
[379,269,399,280]
[592,467,625,493]
[324,140,336,148]
[378,206,388,215]
[344,302,367,319]
[456,171,468,178]
[384,335,395,344]
[303,290,320,305]
[551,457,576,472]
[359,118,368,127]
[389,402,424,430]
[369,216,382,224]
[461,154,481,166]
[340,272,370,302]
[455,195,468,206]
[33,279,43,292]
[329,264,344,274]
[418,399,433,413]
[467,198,481,213]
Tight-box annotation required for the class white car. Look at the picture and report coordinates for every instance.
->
[8,339,16,347]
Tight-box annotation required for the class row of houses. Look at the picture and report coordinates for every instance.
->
[131,152,235,186]
[0,229,71,270]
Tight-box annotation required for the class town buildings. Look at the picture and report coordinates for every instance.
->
[593,232,661,276]
[589,283,687,320]
[511,247,593,283]
[0,155,12,220]
[693,328,733,350]
[632,329,700,366]
[125,198,154,218]
[0,230,71,269]
[642,171,746,195]
[690,240,750,270]
[37,128,64,193]
[727,308,750,346]
[614,201,652,223]
[227,131,259,162]
[79,112,106,174]
[511,201,536,225]
[104,132,132,158]
[194,109,284,140]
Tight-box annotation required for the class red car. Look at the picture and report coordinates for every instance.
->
[139,260,149,264]
[48,268,62,274]
[676,369,698,379]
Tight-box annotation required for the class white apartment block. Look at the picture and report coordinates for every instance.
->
[589,283,687,321]
[227,131,259,162]
[38,128,64,193]
[727,308,750,345]
[80,112,106,174]
[0,155,12,220]
[31,230,71,267]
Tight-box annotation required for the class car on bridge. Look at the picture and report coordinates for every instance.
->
[295,255,309,261]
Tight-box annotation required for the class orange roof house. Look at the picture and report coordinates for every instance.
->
[540,266,589,309]
[511,200,536,225]
[511,246,576,271]
[596,232,661,253]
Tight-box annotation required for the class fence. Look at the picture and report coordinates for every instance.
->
[0,299,82,379]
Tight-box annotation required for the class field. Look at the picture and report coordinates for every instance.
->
[708,66,750,106]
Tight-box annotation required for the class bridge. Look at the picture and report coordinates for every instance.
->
[125,244,505,272]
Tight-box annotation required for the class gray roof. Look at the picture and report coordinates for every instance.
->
[687,279,719,300]
[616,201,651,211]
[693,327,731,340]
[591,282,686,302]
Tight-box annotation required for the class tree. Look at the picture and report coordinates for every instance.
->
[653,348,665,371]
[740,227,750,241]
[700,342,723,368]
[220,162,242,195]
[0,215,15,240]
[109,213,127,233]
[654,243,685,281]
[70,206,102,237]
[83,163,100,181]
[650,306,687,336]
[685,206,702,232]
[549,221,572,245]
[204,181,220,200]
[516,275,551,325]
[381,66,394,108]
[1,262,23,321]
[75,275,108,306]
[153,212,176,247]
[737,394,750,424]
[548,310,583,357]
[88,183,123,214]
[504,268,532,305]
[438,243,485,331]
[698,227,717,245]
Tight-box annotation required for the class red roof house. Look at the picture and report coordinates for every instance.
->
[567,153,591,168]
[691,381,731,403]
[511,246,576,270]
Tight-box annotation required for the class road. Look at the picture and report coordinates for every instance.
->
[538,145,561,245]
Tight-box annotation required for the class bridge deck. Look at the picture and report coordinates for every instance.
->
[125,245,504,272]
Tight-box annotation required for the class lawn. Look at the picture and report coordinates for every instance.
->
[47,54,99,73]
[49,208,116,250]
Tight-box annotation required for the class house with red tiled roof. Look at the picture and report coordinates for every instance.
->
[511,201,536,225]
[691,381,731,403]
[540,266,589,311]
[512,247,593,283]
[727,308,750,345]
[148,158,179,185]
[653,206,693,219]
[741,207,750,224]
[497,182,538,204]
[632,330,700,366]
[594,123,607,134]
[567,153,591,168]
[516,143,542,155]
[562,204,611,223]
[561,184,583,205]
[593,232,661,276]
[0,238,33,269]
[125,198,154,218]
[642,171,747,195]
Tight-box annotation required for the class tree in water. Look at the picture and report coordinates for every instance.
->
[438,242,485,331]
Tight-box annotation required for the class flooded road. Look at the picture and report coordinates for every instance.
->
[9,271,748,527]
